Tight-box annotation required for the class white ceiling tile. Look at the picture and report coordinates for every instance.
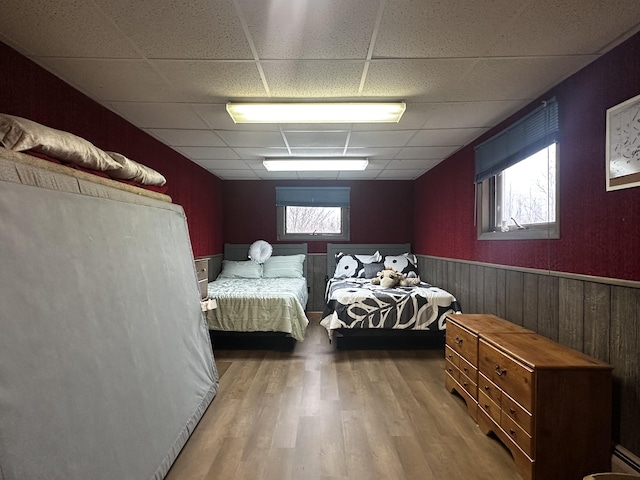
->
[420,102,521,129]
[216,130,286,148]
[284,131,349,148]
[396,146,459,160]
[174,146,240,160]
[452,57,597,102]
[408,128,487,147]
[0,0,138,58]
[362,59,475,102]
[256,171,301,180]
[192,104,280,131]
[349,130,417,148]
[233,147,290,160]
[107,102,208,129]
[296,171,340,179]
[214,170,262,180]
[373,0,527,58]
[93,0,252,59]
[288,148,348,157]
[344,147,401,159]
[262,61,364,98]
[337,170,381,180]
[37,59,181,103]
[145,129,226,147]
[191,159,250,170]
[385,159,441,171]
[489,0,640,56]
[155,61,266,102]
[238,0,378,59]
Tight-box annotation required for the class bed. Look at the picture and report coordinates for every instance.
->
[205,243,310,349]
[320,243,460,348]
[0,117,218,480]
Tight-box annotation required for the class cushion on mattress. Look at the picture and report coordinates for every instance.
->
[262,254,305,278]
[0,114,122,172]
[384,253,419,276]
[363,262,385,279]
[218,260,263,279]
[106,152,166,186]
[333,251,382,278]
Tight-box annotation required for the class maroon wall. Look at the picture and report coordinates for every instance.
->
[0,42,223,257]
[223,180,414,253]
[414,32,640,282]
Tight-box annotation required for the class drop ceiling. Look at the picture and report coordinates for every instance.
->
[1,0,640,180]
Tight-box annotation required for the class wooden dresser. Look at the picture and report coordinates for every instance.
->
[445,313,613,480]
[194,257,209,300]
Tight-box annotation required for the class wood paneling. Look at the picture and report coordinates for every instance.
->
[416,255,640,460]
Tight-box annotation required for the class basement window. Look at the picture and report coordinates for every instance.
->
[276,187,350,241]
[476,98,559,240]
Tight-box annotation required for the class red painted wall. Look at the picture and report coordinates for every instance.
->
[414,32,640,282]
[223,180,414,253]
[0,42,223,257]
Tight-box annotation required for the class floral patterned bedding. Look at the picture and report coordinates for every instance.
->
[320,277,460,337]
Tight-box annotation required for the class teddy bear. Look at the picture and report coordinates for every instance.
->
[371,267,421,288]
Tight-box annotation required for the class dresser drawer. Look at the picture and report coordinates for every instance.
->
[445,358,459,383]
[479,339,534,412]
[445,345,459,368]
[459,370,478,401]
[502,392,533,435]
[502,413,534,458]
[195,258,208,281]
[447,321,478,365]
[478,391,501,425]
[459,355,477,383]
[478,373,501,406]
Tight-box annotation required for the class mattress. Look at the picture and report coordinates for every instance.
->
[206,277,309,342]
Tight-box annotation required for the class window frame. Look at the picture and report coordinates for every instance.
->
[277,205,350,241]
[477,143,560,241]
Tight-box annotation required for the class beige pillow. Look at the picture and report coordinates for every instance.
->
[0,114,121,172]
[106,152,167,186]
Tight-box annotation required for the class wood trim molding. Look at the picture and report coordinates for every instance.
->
[419,255,640,290]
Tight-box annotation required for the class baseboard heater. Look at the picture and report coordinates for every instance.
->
[613,445,640,474]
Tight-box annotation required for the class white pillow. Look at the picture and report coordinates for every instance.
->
[248,240,273,264]
[333,251,382,278]
[262,254,305,278]
[218,260,262,279]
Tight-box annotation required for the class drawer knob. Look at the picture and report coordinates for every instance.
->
[455,336,463,345]
[484,385,490,391]
[510,408,516,414]
[510,429,516,435]
[495,365,507,376]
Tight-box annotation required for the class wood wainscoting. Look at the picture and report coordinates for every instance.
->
[418,254,640,465]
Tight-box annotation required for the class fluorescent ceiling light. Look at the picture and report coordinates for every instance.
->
[227,102,406,123]
[263,158,368,171]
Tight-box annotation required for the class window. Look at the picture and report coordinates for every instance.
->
[276,187,350,241]
[475,98,559,240]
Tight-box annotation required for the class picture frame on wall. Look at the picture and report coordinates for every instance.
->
[606,91,640,191]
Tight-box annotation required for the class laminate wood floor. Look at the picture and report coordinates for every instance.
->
[166,317,521,480]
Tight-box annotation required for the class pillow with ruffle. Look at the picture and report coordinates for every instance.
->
[105,152,166,186]
[248,240,273,264]
[218,260,263,279]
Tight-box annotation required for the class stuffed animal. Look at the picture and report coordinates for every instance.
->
[371,267,421,288]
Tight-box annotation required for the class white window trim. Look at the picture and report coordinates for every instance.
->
[477,147,560,241]
[277,206,350,241]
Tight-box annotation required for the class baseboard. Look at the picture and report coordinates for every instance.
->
[612,445,640,474]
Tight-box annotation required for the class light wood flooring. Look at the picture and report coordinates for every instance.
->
[165,316,521,480]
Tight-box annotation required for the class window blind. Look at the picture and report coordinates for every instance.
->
[474,98,559,183]
[275,186,350,207]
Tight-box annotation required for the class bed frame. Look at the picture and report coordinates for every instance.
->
[208,243,309,350]
[325,243,447,350]
[0,147,217,480]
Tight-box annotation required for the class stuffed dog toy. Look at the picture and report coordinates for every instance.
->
[371,267,421,288]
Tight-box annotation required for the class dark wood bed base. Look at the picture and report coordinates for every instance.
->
[325,243,446,350]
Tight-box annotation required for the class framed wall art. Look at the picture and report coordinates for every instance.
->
[606,91,640,191]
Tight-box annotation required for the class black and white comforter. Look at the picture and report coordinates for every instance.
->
[320,278,460,336]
